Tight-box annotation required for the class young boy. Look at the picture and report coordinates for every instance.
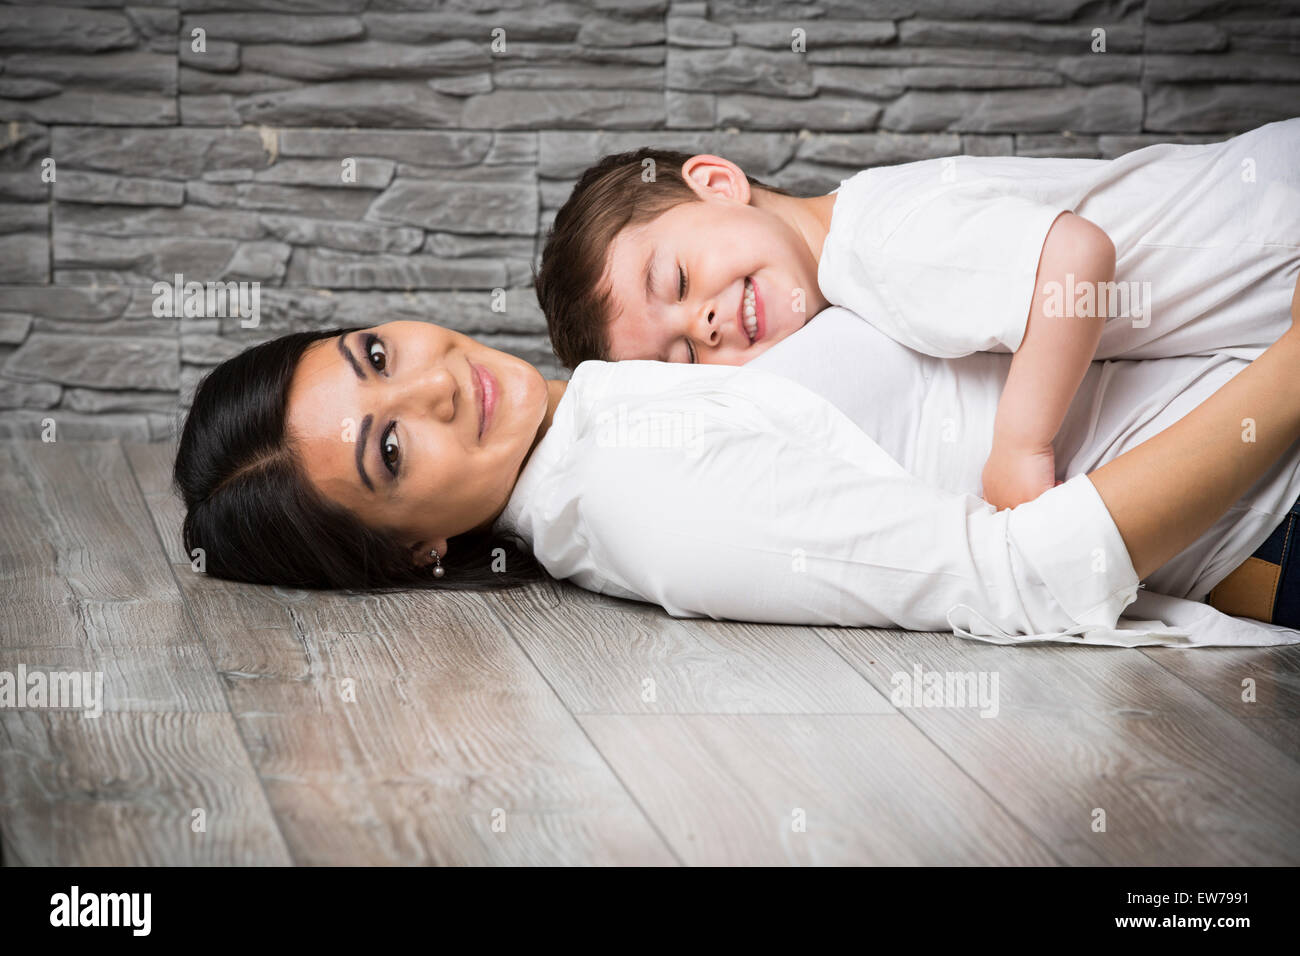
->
[534,118,1300,511]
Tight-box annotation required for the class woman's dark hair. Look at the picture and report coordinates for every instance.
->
[172,326,542,592]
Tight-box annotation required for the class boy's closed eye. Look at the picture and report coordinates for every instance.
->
[677,265,697,363]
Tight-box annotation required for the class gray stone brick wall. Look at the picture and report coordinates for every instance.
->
[1,0,1297,441]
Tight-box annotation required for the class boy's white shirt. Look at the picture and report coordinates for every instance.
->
[496,339,1300,648]
[816,117,1300,365]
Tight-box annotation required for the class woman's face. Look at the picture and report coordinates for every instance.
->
[286,320,549,561]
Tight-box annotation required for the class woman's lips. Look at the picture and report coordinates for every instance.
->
[473,362,497,440]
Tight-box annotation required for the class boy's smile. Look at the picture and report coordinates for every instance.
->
[600,156,836,365]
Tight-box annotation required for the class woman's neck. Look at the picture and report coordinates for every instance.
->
[521,378,568,470]
[480,379,569,534]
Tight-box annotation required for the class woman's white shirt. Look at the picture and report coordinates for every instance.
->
[492,355,1295,647]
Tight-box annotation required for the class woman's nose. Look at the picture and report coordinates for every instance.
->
[393,362,457,422]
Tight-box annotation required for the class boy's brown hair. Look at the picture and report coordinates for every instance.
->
[534,146,792,370]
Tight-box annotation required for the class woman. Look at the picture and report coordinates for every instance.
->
[173,282,1300,647]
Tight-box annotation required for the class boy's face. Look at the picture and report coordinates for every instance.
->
[600,156,825,365]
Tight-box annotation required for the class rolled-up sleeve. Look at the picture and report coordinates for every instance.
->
[821,169,1065,359]
[564,424,1140,639]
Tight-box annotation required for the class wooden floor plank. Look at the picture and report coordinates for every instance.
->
[0,439,293,864]
[1,440,226,708]
[124,442,676,864]
[493,582,895,715]
[0,711,292,865]
[1141,644,1300,762]
[580,713,1059,865]
[815,627,1300,865]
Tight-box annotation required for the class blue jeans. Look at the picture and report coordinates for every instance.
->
[1206,493,1300,627]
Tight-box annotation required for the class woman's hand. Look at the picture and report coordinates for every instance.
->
[981,440,1060,511]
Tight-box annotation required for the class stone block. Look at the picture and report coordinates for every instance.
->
[493,64,664,91]
[234,81,463,127]
[362,7,585,43]
[51,127,272,180]
[899,20,1142,54]
[717,94,883,131]
[960,134,1015,156]
[286,249,508,290]
[1056,55,1143,84]
[796,131,961,166]
[881,85,1143,133]
[126,7,180,54]
[366,176,537,235]
[0,79,62,100]
[0,284,132,320]
[667,17,733,48]
[0,410,152,441]
[0,203,48,233]
[0,378,61,409]
[241,40,489,81]
[224,240,292,283]
[459,89,665,129]
[0,233,48,283]
[179,39,241,73]
[538,129,798,177]
[53,232,241,282]
[0,311,33,344]
[667,90,715,128]
[1144,23,1229,53]
[54,170,185,206]
[179,94,242,126]
[1146,84,1300,132]
[1014,133,1100,157]
[0,91,177,126]
[186,181,379,220]
[731,20,896,48]
[1144,53,1300,84]
[327,289,545,335]
[3,50,177,94]
[278,128,494,165]
[0,6,137,52]
[181,13,365,45]
[62,386,176,414]
[180,68,303,94]
[577,18,665,47]
[260,215,425,255]
[3,333,178,390]
[57,204,265,240]
[669,47,816,96]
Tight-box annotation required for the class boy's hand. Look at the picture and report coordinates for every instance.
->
[981,441,1060,511]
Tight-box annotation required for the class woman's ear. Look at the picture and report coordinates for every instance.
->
[680,154,752,205]
[410,535,451,568]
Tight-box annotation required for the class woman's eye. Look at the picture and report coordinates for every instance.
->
[678,266,686,300]
[365,334,387,372]
[380,422,399,475]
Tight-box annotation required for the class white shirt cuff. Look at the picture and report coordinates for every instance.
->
[1007,473,1141,627]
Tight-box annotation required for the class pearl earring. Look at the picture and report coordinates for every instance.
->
[430,548,445,578]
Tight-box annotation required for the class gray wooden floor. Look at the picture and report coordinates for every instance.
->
[1,438,1297,865]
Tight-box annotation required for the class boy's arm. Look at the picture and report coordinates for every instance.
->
[982,212,1115,510]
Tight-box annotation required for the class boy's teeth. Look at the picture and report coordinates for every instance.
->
[743,277,757,340]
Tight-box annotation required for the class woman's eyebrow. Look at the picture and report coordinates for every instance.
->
[354,414,374,492]
[336,333,376,492]
[337,332,365,381]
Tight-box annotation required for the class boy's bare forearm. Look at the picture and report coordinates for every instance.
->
[992,212,1113,453]
[992,307,1104,453]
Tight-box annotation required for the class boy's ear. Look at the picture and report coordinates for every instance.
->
[681,154,752,205]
